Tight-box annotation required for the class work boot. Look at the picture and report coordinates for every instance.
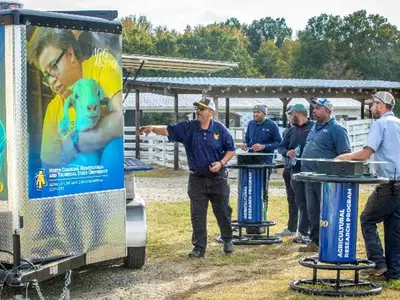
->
[223,241,233,254]
[298,241,319,252]
[188,248,205,258]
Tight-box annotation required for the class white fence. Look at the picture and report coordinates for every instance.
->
[342,119,372,152]
[124,119,372,169]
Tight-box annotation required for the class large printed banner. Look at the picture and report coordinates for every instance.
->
[0,26,7,201]
[26,26,124,199]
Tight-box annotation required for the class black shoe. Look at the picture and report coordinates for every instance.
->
[188,249,204,258]
[223,241,233,254]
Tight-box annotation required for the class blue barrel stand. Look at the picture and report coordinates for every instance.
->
[290,173,388,297]
[228,163,284,245]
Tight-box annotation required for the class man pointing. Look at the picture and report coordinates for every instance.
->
[137,98,236,258]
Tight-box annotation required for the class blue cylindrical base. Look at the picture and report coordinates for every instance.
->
[319,182,359,264]
[238,168,264,223]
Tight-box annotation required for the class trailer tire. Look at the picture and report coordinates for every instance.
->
[124,246,146,269]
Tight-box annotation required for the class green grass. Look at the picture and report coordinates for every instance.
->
[384,279,400,290]
[269,179,285,186]
[145,192,400,299]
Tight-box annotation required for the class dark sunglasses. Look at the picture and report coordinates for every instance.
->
[194,106,207,111]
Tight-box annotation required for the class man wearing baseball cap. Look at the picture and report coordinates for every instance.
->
[298,98,351,252]
[278,105,297,236]
[337,91,400,281]
[240,104,282,234]
[240,104,282,164]
[137,97,236,258]
[278,103,314,241]
[193,97,216,112]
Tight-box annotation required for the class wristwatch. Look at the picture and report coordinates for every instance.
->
[71,131,81,153]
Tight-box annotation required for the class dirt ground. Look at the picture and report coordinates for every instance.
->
[1,174,290,300]
[0,173,386,300]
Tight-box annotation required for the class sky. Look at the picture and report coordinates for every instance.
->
[21,0,400,35]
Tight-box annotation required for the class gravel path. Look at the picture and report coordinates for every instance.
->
[135,172,287,203]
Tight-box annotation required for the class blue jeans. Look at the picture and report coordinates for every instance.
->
[305,182,322,244]
[361,182,400,279]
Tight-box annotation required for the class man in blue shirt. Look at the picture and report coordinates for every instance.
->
[299,98,351,252]
[241,104,282,164]
[137,98,236,258]
[337,91,400,281]
[278,104,314,243]
[240,104,282,234]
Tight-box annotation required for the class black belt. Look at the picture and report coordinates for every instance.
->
[190,168,226,178]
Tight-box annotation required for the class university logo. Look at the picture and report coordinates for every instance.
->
[35,169,47,190]
[213,133,219,140]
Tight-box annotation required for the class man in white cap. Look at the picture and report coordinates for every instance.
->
[137,97,236,258]
[277,105,298,237]
[278,104,314,241]
[299,98,351,252]
[337,91,400,281]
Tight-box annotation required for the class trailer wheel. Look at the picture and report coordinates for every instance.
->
[124,246,146,269]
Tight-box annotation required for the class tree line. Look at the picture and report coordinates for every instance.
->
[121,10,400,115]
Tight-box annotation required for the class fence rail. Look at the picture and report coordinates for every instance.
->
[124,119,372,169]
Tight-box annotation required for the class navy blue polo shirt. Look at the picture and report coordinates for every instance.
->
[301,118,351,172]
[167,120,236,174]
[278,120,315,172]
[244,118,282,163]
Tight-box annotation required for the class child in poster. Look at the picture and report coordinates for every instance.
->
[27,27,124,199]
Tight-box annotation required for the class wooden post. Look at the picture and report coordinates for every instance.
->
[280,98,288,128]
[173,92,179,170]
[225,97,230,128]
[280,98,292,128]
[307,97,314,119]
[360,100,365,119]
[213,97,218,120]
[135,90,140,159]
